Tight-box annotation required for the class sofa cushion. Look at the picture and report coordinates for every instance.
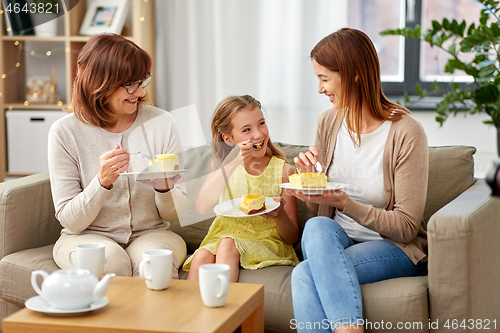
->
[424,146,476,223]
[361,276,429,333]
[0,245,59,307]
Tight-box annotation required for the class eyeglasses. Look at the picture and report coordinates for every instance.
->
[121,73,153,94]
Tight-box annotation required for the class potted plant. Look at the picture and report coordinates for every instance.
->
[380,0,500,155]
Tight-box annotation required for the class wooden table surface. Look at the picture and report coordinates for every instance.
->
[3,276,264,333]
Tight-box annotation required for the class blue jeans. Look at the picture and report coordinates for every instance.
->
[291,217,427,332]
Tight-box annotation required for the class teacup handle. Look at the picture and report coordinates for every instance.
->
[139,259,152,281]
[31,270,49,296]
[68,249,78,269]
[216,274,228,298]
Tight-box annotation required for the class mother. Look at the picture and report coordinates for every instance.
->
[291,28,428,332]
[48,33,187,278]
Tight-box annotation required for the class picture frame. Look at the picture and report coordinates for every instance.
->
[79,0,130,36]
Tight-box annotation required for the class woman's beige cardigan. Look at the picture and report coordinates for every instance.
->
[308,109,429,264]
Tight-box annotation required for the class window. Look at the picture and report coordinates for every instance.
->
[347,0,483,98]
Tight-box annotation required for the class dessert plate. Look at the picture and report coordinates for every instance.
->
[121,170,187,180]
[280,182,348,195]
[214,197,280,217]
[25,296,108,316]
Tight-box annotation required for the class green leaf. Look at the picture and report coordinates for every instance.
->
[404,91,410,104]
[443,18,451,30]
[415,83,422,95]
[432,81,441,91]
[432,20,441,31]
[458,20,467,36]
[436,116,445,126]
[467,22,476,36]
[448,43,457,56]
[451,19,459,34]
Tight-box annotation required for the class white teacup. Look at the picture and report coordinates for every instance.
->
[139,249,172,290]
[198,263,230,307]
[68,243,105,278]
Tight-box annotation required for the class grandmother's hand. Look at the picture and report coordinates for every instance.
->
[98,145,130,189]
[138,173,182,192]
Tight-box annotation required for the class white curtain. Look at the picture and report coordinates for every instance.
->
[154,0,347,145]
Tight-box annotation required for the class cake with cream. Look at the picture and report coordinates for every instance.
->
[239,194,266,215]
[289,173,328,188]
[148,154,179,172]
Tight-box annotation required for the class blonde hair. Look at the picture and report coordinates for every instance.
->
[311,28,410,145]
[211,95,286,161]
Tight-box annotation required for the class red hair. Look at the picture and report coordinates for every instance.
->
[311,28,409,145]
[70,33,152,128]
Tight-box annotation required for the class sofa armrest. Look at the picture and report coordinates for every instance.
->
[0,172,61,259]
[427,179,500,326]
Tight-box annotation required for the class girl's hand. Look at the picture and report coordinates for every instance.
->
[261,196,286,219]
[293,146,324,173]
[98,145,130,189]
[290,189,348,210]
[138,174,182,192]
[236,139,253,166]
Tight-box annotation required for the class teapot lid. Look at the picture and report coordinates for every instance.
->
[55,268,93,278]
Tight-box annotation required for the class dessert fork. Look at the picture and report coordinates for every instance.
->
[128,152,152,160]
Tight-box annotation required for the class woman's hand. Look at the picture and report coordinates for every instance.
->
[98,144,130,189]
[138,174,182,192]
[290,189,349,211]
[293,146,324,173]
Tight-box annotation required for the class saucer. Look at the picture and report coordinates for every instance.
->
[25,296,108,316]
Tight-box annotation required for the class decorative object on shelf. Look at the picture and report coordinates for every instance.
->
[26,67,59,104]
[79,0,130,36]
[30,0,62,37]
[381,0,500,156]
[3,0,35,35]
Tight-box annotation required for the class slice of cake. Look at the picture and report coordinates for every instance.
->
[148,154,179,172]
[289,173,328,188]
[239,194,266,215]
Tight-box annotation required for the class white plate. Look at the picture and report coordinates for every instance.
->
[25,296,108,316]
[280,182,348,195]
[121,169,187,180]
[214,197,280,217]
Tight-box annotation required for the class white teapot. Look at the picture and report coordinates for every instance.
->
[31,269,115,310]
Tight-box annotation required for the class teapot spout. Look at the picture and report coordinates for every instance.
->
[92,273,116,303]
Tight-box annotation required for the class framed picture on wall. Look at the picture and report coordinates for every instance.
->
[79,0,130,35]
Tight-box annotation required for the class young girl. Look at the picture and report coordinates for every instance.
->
[183,95,299,282]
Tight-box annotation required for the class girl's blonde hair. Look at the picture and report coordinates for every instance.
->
[311,28,410,146]
[211,95,286,161]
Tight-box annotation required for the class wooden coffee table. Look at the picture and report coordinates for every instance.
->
[3,276,264,333]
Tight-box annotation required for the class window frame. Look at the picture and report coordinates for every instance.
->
[381,0,472,109]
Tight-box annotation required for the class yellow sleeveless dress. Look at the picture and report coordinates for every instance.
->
[183,156,299,271]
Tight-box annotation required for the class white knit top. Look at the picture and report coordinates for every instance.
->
[48,105,187,245]
[329,120,391,242]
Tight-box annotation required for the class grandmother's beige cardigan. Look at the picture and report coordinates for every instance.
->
[308,109,429,264]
